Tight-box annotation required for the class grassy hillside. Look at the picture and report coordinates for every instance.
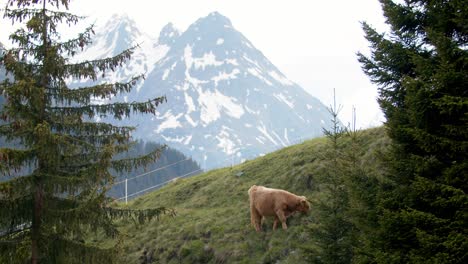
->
[114,127,390,263]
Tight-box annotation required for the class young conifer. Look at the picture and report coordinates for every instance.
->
[0,0,171,263]
[308,90,354,264]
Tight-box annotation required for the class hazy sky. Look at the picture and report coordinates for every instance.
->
[1,0,389,128]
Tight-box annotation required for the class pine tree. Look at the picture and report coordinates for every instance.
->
[358,0,467,262]
[0,1,171,263]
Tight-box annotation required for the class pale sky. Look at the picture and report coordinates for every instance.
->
[1,0,388,128]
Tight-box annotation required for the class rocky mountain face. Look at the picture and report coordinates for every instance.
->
[6,13,335,169]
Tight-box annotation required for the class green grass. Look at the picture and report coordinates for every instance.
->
[114,127,389,263]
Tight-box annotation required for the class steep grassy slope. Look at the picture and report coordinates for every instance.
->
[116,127,390,263]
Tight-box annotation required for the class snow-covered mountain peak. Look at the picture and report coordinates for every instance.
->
[96,14,142,55]
[191,11,233,30]
[106,13,139,30]
[70,15,168,91]
[158,23,180,45]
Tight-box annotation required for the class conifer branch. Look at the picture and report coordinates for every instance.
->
[41,194,125,239]
[53,24,95,56]
[0,147,36,175]
[73,133,129,146]
[49,121,135,137]
[5,0,70,10]
[6,25,95,58]
[0,122,34,140]
[0,174,34,198]
[55,144,135,173]
[0,194,33,229]
[2,45,139,81]
[42,234,120,264]
[48,96,167,120]
[111,145,166,173]
[41,174,93,193]
[48,74,145,105]
[0,48,36,76]
[3,8,83,26]
[0,228,31,258]
[62,46,137,80]
[6,28,40,51]
[104,207,176,224]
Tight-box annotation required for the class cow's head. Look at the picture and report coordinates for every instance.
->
[296,196,310,213]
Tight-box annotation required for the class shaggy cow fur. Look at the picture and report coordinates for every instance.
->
[248,185,309,232]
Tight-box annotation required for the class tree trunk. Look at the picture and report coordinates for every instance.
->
[31,184,44,264]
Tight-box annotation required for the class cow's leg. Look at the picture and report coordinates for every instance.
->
[250,206,262,232]
[254,214,262,232]
[275,209,288,230]
[273,216,279,230]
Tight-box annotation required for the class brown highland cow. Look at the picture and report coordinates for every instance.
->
[248,185,309,232]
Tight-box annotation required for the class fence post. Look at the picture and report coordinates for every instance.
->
[204,153,206,171]
[125,178,128,205]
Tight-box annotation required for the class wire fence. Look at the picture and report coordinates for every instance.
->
[113,157,192,185]
[114,168,203,202]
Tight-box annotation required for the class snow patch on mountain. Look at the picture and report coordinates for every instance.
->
[197,89,244,125]
[257,122,279,146]
[274,93,295,109]
[184,92,196,113]
[212,68,240,86]
[198,52,224,69]
[247,67,273,86]
[269,71,293,86]
[185,114,198,127]
[156,111,183,133]
[183,45,209,86]
[225,59,239,66]
[216,127,238,155]
[161,134,186,143]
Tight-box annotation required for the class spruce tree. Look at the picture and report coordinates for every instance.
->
[343,108,381,263]
[0,0,170,263]
[358,0,467,262]
[308,92,354,264]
